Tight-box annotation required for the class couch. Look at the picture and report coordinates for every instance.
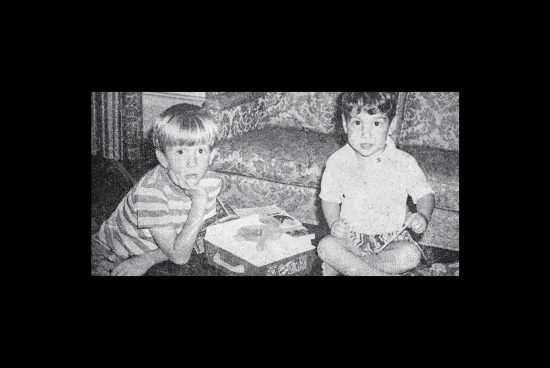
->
[203,92,459,252]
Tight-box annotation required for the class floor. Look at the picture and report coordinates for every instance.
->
[144,223,328,276]
[91,156,459,276]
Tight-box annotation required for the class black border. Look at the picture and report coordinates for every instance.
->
[56,61,481,319]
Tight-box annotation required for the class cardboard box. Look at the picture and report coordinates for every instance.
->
[204,214,317,276]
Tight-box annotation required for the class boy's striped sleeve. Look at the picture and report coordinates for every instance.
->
[134,184,173,228]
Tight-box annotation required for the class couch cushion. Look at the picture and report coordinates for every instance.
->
[421,207,459,251]
[213,127,460,213]
[212,126,342,188]
[400,145,459,212]
[216,172,322,226]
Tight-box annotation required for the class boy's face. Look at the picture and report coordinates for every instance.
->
[157,144,217,187]
[343,109,390,158]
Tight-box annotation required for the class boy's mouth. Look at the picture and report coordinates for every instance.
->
[360,144,374,150]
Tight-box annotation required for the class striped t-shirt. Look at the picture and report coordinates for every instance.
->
[93,165,223,259]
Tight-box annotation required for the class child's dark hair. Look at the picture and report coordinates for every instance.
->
[340,92,398,123]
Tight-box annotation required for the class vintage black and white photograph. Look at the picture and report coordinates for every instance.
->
[91,92,459,276]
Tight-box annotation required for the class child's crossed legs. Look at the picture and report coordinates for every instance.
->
[317,235,422,276]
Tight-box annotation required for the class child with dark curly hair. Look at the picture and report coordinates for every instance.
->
[317,92,435,276]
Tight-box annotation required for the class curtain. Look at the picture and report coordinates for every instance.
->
[91,92,143,163]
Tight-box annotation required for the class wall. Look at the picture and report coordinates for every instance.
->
[142,92,206,139]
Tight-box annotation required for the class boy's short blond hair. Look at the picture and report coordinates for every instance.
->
[153,103,219,153]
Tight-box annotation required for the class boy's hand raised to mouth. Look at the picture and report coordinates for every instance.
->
[168,169,208,201]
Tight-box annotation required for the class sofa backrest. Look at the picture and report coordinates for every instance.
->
[204,92,270,140]
[399,92,459,151]
[204,92,409,142]
[258,92,406,138]
[258,92,339,134]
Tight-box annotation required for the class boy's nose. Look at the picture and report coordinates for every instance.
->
[361,126,372,139]
[186,152,198,168]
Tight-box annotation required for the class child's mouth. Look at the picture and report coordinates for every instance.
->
[361,144,374,149]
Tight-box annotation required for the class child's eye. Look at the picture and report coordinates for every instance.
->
[374,121,380,127]
[354,120,361,126]
[198,148,204,154]
[177,150,183,154]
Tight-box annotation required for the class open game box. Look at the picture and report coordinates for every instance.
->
[204,213,317,276]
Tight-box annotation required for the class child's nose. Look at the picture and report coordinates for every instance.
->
[361,126,372,139]
[186,152,198,168]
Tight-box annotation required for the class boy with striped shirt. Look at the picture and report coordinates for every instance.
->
[92,104,223,276]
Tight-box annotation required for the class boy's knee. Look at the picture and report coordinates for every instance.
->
[317,236,337,261]
[395,243,421,270]
[321,262,340,276]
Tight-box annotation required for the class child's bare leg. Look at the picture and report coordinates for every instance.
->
[317,235,393,276]
[321,262,340,276]
[361,241,422,274]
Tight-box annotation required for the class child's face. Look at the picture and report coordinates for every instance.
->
[157,144,217,187]
[343,110,390,158]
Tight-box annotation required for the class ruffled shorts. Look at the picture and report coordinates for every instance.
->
[349,228,424,257]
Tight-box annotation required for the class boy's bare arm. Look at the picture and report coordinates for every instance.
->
[321,199,341,229]
[110,248,170,276]
[406,193,435,234]
[135,249,170,266]
[115,193,209,275]
[150,195,208,265]
[321,199,351,239]
[416,193,435,223]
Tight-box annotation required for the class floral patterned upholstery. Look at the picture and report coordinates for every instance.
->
[396,92,459,251]
[205,97,270,140]
[258,92,340,134]
[205,92,407,140]
[400,92,459,151]
[211,126,341,188]
[421,208,459,251]
[204,92,267,111]
[217,173,322,226]
[400,145,459,212]
[257,92,406,137]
